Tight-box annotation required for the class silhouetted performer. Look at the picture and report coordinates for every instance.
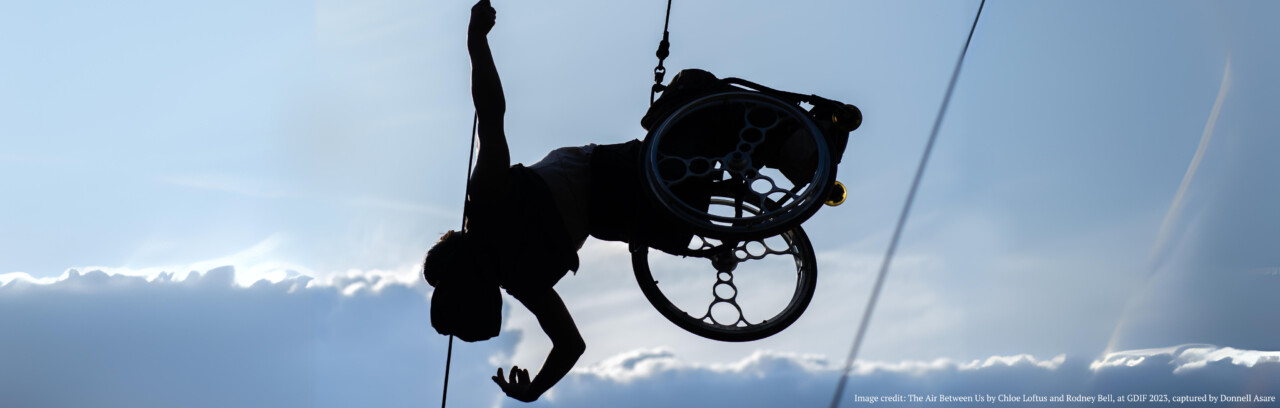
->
[422,0,676,402]
[426,0,781,401]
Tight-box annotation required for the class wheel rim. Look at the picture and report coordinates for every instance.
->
[644,91,832,241]
[631,198,818,342]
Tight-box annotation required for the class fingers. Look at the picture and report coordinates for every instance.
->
[493,365,531,389]
[517,367,530,384]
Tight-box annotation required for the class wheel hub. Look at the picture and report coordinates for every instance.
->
[710,251,739,272]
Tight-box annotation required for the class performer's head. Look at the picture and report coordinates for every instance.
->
[423,230,501,342]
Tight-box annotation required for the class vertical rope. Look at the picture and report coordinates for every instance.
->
[828,1,986,407]
[442,112,479,408]
[461,112,479,231]
[662,0,673,33]
[441,336,453,408]
[650,0,675,104]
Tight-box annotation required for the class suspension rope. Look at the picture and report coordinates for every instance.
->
[441,335,453,408]
[442,112,479,408]
[461,112,478,233]
[828,1,986,407]
[650,0,674,104]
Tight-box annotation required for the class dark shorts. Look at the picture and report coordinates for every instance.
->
[588,140,701,255]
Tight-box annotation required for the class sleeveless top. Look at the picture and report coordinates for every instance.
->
[466,140,695,296]
[529,144,596,249]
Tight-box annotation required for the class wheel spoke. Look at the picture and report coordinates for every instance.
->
[705,267,749,326]
[656,153,724,186]
[734,232,798,262]
[744,173,801,215]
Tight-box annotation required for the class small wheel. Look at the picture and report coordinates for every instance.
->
[643,91,833,241]
[631,198,818,342]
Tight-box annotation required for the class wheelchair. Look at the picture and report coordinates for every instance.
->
[631,69,861,342]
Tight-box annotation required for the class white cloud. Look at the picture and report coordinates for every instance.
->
[1093,344,1280,374]
[4,266,1276,408]
[0,266,509,408]
[536,345,1278,408]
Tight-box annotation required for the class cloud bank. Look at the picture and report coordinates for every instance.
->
[2,267,1276,408]
[538,346,1278,408]
[0,267,513,408]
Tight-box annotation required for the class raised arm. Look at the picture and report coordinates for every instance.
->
[467,0,510,203]
[493,289,586,402]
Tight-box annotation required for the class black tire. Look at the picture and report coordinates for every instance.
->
[642,91,833,242]
[630,220,818,342]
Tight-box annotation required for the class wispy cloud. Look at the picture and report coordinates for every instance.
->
[157,173,455,218]
[340,195,456,217]
[0,152,75,166]
[157,174,292,199]
[1147,54,1233,272]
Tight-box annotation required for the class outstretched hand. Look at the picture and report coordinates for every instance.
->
[493,365,535,402]
[469,0,496,37]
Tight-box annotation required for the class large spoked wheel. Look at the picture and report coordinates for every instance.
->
[643,91,833,242]
[631,197,818,342]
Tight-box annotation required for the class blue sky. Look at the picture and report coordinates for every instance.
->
[2,0,1278,406]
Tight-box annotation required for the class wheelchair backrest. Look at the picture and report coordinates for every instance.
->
[641,68,737,132]
[642,69,856,166]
